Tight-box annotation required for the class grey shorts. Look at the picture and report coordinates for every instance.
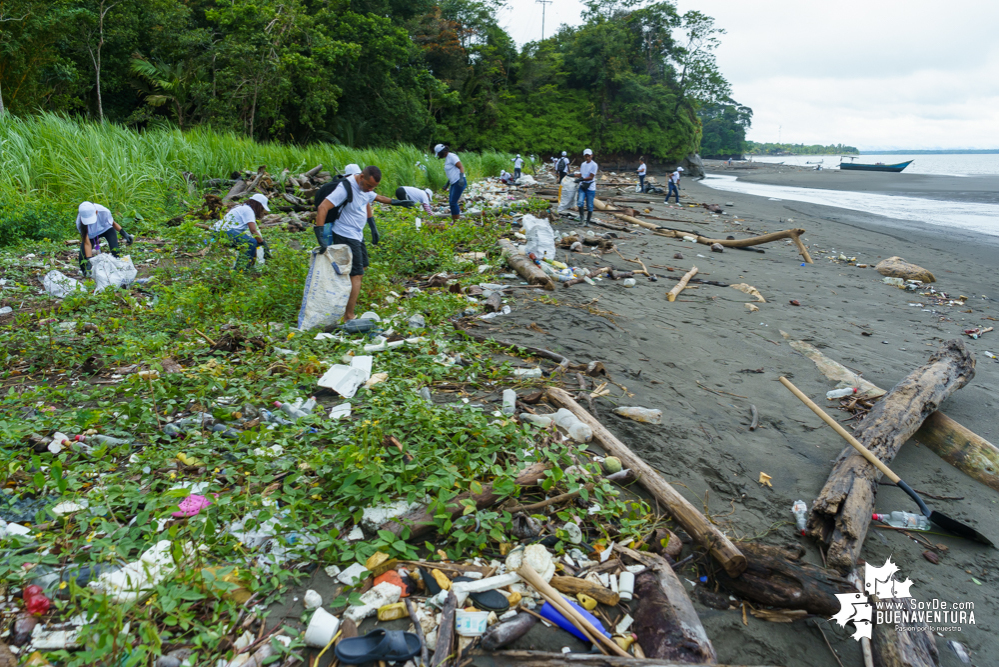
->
[332,233,369,276]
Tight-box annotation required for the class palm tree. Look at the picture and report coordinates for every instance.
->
[129,55,203,129]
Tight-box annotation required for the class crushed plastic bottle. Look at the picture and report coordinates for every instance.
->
[873,511,931,531]
[260,408,293,426]
[162,413,211,436]
[74,434,128,446]
[502,389,517,415]
[791,500,808,536]
[553,408,593,443]
[613,406,662,424]
[826,387,858,400]
[274,401,308,420]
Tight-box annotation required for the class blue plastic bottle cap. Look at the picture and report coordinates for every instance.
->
[699,575,708,583]
[800,263,806,266]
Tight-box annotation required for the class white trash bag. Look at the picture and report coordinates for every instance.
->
[90,253,138,293]
[43,270,87,299]
[522,214,556,261]
[557,179,578,215]
[297,245,353,331]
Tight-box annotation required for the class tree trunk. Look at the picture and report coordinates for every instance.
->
[497,238,555,290]
[870,597,939,667]
[807,340,976,572]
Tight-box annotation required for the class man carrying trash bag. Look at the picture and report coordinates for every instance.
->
[76,201,135,277]
[312,165,415,321]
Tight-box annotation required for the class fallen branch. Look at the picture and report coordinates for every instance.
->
[667,266,698,302]
[498,238,555,290]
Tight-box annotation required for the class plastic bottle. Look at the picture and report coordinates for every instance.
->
[275,401,308,420]
[260,408,293,426]
[826,387,858,400]
[74,434,128,446]
[162,413,211,436]
[872,511,931,531]
[502,389,517,415]
[791,500,808,536]
[553,408,593,443]
[612,407,662,424]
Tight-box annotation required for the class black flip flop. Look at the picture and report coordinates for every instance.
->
[334,629,421,664]
[453,576,510,613]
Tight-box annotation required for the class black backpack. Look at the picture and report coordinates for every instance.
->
[313,176,354,223]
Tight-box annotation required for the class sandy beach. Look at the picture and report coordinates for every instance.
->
[483,168,999,666]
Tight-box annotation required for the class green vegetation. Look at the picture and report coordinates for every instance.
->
[698,101,752,157]
[0,0,746,160]
[745,141,859,156]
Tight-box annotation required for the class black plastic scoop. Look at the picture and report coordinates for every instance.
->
[780,377,994,547]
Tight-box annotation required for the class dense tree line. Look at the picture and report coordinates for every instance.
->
[746,142,859,156]
[0,0,747,160]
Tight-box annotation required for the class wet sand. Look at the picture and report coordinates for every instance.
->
[484,170,999,666]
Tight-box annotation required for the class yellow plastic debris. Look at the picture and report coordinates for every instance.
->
[176,452,202,466]
[377,602,408,621]
[577,593,598,611]
[366,552,391,571]
[507,591,522,607]
[614,636,636,651]
[431,568,452,590]
[758,472,773,487]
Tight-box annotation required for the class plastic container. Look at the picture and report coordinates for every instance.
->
[791,500,808,536]
[613,406,662,424]
[539,599,610,642]
[502,389,517,415]
[873,511,931,531]
[618,572,635,601]
[826,387,858,400]
[455,609,491,637]
[553,408,593,443]
[304,607,340,648]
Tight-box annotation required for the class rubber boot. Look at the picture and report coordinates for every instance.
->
[578,208,585,223]
[586,209,593,226]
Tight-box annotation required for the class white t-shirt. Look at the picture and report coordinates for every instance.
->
[76,203,114,238]
[556,157,569,171]
[579,160,598,192]
[671,170,681,184]
[213,204,255,234]
[400,186,433,213]
[326,176,377,241]
[444,152,462,184]
[638,163,647,176]
[513,157,523,169]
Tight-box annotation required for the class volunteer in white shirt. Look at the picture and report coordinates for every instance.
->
[212,193,270,268]
[637,157,647,192]
[574,149,598,226]
[394,185,435,214]
[512,154,524,180]
[76,201,134,277]
[555,151,569,183]
[434,144,466,221]
[499,170,515,185]
[666,166,683,204]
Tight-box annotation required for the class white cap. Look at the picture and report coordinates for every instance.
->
[677,166,684,171]
[561,151,567,156]
[434,144,446,156]
[424,188,433,201]
[516,154,521,158]
[249,193,270,211]
[78,201,98,226]
[344,163,361,175]
[583,149,593,156]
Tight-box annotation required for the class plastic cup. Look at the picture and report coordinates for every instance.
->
[455,610,490,637]
[304,607,340,648]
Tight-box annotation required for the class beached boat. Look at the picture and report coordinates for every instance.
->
[839,159,913,173]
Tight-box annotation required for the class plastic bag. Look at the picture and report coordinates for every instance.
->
[90,253,137,293]
[557,179,578,214]
[522,214,556,261]
[43,270,87,299]
[297,245,353,331]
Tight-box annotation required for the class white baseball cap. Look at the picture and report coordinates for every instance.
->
[78,201,98,226]
[249,193,270,211]
[424,188,433,200]
[516,154,521,158]
[434,144,446,156]
[583,149,593,156]
[344,163,361,175]
[677,166,684,171]
[561,151,567,156]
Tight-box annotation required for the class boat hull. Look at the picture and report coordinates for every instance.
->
[839,160,913,173]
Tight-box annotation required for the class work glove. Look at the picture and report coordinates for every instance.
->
[367,217,380,246]
[458,175,467,188]
[81,259,92,278]
[121,229,134,245]
[390,199,417,208]
[313,226,328,254]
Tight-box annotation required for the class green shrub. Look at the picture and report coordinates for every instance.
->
[0,199,67,246]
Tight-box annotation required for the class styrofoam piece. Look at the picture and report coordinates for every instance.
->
[318,364,367,398]
[336,562,369,586]
[349,355,373,381]
[329,403,351,420]
[303,589,323,609]
[344,581,402,622]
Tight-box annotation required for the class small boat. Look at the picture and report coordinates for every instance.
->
[806,160,823,164]
[839,159,913,173]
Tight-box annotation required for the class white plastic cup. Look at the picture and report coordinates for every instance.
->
[455,610,490,637]
[305,607,340,648]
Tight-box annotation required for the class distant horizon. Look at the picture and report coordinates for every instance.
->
[745,149,999,155]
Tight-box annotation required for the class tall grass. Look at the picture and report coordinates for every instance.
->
[0,113,513,236]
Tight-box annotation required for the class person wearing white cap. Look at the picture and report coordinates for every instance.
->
[573,149,598,225]
[434,144,466,221]
[666,165,684,205]
[344,163,362,176]
[212,193,270,268]
[499,169,515,185]
[512,154,524,180]
[76,201,133,277]
[395,185,435,214]
[555,151,569,183]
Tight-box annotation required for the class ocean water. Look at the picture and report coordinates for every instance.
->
[701,174,999,237]
[746,153,999,177]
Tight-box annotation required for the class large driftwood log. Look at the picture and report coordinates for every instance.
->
[807,340,975,572]
[546,388,747,577]
[783,331,999,492]
[870,597,939,667]
[711,543,854,616]
[470,652,776,667]
[498,238,555,290]
[382,463,549,539]
[617,546,716,664]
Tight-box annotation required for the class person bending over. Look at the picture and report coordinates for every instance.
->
[211,193,270,269]
[394,185,435,214]
[77,201,134,277]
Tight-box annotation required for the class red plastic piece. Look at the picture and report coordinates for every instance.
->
[24,585,50,616]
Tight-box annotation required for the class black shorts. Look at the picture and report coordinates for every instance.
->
[332,233,369,276]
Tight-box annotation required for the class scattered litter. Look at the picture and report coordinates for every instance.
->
[613,406,662,424]
[758,472,773,488]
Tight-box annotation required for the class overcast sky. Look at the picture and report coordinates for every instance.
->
[499,0,999,150]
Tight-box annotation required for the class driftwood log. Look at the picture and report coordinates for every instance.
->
[783,332,999,492]
[711,543,854,616]
[498,238,555,290]
[667,266,698,302]
[470,652,776,667]
[381,463,549,539]
[549,576,620,606]
[617,545,716,664]
[432,591,457,667]
[870,597,939,667]
[546,387,747,577]
[807,340,975,572]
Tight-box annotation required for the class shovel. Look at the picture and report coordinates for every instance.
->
[779,376,994,546]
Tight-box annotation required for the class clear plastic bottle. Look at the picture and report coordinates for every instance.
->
[872,511,931,531]
[260,408,293,426]
[502,389,517,415]
[553,408,593,442]
[274,401,308,420]
[75,434,128,446]
[826,387,859,400]
[791,500,808,535]
[162,413,211,436]
[612,407,662,424]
